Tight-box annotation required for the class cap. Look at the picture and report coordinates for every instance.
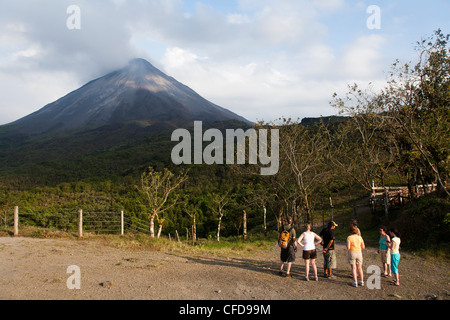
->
[328,221,338,228]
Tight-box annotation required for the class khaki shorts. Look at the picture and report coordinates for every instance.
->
[323,250,336,269]
[380,249,391,264]
[348,251,363,265]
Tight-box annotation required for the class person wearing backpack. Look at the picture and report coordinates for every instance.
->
[279,216,297,278]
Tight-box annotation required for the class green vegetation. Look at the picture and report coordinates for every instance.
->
[0,31,448,256]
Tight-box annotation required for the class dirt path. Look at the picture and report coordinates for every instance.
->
[0,236,448,300]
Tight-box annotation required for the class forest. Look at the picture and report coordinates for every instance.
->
[0,30,448,252]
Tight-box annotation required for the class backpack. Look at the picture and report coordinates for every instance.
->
[279,227,293,249]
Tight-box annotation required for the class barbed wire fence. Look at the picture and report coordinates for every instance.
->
[0,207,153,237]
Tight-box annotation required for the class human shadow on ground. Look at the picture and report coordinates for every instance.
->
[167,253,367,288]
[169,253,280,277]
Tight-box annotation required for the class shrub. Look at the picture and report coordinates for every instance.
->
[390,193,450,251]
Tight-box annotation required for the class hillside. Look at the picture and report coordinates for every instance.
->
[0,58,251,182]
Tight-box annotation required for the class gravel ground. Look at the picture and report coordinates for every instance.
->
[0,236,448,301]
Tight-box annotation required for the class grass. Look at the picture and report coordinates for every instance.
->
[2,191,449,260]
[101,233,278,257]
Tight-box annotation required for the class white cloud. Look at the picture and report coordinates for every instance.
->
[312,0,345,11]
[339,34,387,79]
[226,13,251,25]
[161,46,343,122]
[0,71,78,124]
[0,0,420,125]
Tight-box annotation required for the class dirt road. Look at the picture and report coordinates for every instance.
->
[0,236,448,300]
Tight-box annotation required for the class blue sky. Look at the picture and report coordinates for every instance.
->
[0,0,449,124]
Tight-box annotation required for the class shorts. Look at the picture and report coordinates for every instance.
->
[391,253,400,274]
[280,246,296,263]
[303,249,317,260]
[348,251,363,265]
[380,249,391,264]
[323,250,336,269]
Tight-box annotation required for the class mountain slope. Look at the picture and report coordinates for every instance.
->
[0,59,251,179]
[4,58,249,136]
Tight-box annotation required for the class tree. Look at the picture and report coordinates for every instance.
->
[331,84,398,193]
[275,118,329,223]
[183,196,202,245]
[211,190,231,242]
[382,30,449,196]
[242,181,272,236]
[139,167,188,238]
[330,29,449,204]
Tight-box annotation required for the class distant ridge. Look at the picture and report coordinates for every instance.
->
[300,116,348,126]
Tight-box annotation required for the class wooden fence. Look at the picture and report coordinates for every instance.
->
[370,182,437,214]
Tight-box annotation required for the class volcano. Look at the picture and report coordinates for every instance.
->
[4,58,249,136]
[0,59,251,177]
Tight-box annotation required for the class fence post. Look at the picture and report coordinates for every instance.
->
[13,206,19,237]
[120,210,124,236]
[78,209,83,238]
[242,210,247,240]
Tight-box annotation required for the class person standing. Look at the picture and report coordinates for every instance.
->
[377,226,391,277]
[297,223,322,281]
[387,228,401,286]
[320,221,338,279]
[279,216,296,277]
[351,219,361,236]
[347,225,365,287]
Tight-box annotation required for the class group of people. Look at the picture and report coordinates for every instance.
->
[278,217,402,287]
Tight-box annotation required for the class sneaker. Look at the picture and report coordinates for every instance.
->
[351,282,358,287]
[314,276,319,281]
[358,281,364,287]
[305,276,309,281]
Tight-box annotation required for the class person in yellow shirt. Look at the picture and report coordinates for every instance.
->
[347,225,365,287]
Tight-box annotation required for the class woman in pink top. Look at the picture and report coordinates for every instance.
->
[347,225,365,287]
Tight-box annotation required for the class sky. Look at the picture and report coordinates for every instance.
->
[0,0,449,125]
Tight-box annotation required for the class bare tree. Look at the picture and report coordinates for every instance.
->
[156,215,165,238]
[211,190,230,242]
[183,198,201,245]
[276,118,329,223]
[139,167,188,238]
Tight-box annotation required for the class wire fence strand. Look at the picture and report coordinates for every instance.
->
[0,208,153,236]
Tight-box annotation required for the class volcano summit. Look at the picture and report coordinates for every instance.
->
[4,58,249,136]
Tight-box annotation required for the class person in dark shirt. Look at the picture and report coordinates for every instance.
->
[279,216,296,277]
[320,221,338,279]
